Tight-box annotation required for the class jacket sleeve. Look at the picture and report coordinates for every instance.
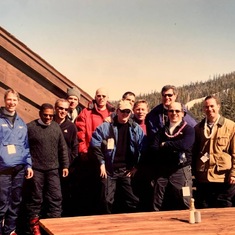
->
[24,127,32,168]
[75,109,88,153]
[89,125,106,165]
[70,124,78,163]
[58,129,69,169]
[163,126,195,151]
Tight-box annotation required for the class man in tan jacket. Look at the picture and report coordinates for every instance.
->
[193,95,235,208]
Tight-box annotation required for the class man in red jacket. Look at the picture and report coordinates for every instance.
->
[73,87,115,215]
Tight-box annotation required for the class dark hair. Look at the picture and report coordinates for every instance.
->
[4,89,20,101]
[122,91,135,99]
[204,95,221,105]
[39,103,54,112]
[161,85,178,96]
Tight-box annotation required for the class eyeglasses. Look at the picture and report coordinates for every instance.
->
[97,95,106,98]
[57,106,68,111]
[163,93,174,98]
[119,109,131,114]
[168,109,182,114]
[42,114,54,118]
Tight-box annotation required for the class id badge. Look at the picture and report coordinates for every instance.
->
[200,152,210,163]
[182,186,191,197]
[7,145,16,154]
[107,138,114,150]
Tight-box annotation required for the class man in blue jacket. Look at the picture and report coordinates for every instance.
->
[90,99,145,214]
[0,89,33,235]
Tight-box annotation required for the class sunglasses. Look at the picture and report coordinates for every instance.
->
[119,109,131,114]
[57,106,68,111]
[168,109,182,114]
[42,114,54,118]
[163,93,174,98]
[97,95,106,98]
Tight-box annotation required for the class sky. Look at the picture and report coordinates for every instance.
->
[1,0,235,100]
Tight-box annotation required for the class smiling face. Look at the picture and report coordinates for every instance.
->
[39,108,54,125]
[161,88,177,107]
[203,97,220,123]
[55,100,69,121]
[133,101,148,121]
[168,102,184,123]
[4,91,19,114]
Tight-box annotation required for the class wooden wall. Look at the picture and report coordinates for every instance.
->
[0,26,92,123]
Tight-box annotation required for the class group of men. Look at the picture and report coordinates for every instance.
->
[0,84,235,235]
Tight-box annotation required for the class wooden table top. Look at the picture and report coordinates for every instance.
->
[39,207,235,235]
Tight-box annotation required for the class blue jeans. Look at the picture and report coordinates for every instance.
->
[0,165,25,235]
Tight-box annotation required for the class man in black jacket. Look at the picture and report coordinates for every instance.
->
[26,103,69,235]
[54,98,78,216]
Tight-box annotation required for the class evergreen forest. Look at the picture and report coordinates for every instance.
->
[135,71,235,122]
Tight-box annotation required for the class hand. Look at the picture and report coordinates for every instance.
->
[62,168,69,177]
[104,116,112,123]
[100,164,107,179]
[25,168,34,179]
[229,176,235,184]
[125,167,137,177]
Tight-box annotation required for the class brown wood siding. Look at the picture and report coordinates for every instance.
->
[0,26,92,123]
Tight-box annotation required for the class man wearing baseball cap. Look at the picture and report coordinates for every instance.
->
[90,99,145,214]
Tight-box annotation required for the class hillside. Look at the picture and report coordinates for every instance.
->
[136,71,235,122]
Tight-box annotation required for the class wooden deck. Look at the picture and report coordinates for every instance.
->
[39,207,235,235]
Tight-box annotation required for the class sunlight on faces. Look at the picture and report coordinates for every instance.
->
[95,88,109,108]
[168,102,184,123]
[117,100,132,124]
[4,92,19,114]
[133,102,148,121]
[203,98,220,122]
[67,96,79,110]
[162,89,177,107]
[124,94,135,107]
[55,101,69,120]
[40,108,54,125]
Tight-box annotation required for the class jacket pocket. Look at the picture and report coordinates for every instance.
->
[217,136,229,147]
[216,152,232,171]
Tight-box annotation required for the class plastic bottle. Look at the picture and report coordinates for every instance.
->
[189,198,195,224]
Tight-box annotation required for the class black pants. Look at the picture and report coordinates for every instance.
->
[70,157,102,216]
[195,182,235,208]
[26,169,62,218]
[153,165,192,211]
[102,168,139,214]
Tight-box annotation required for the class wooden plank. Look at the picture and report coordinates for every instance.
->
[39,208,235,235]
[0,27,92,104]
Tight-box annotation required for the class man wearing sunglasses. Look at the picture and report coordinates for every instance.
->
[26,103,69,235]
[150,102,195,211]
[90,100,145,214]
[54,98,78,217]
[145,85,197,142]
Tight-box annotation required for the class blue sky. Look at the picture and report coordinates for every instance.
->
[2,0,235,100]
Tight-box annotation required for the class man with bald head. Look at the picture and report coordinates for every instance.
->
[73,87,115,215]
